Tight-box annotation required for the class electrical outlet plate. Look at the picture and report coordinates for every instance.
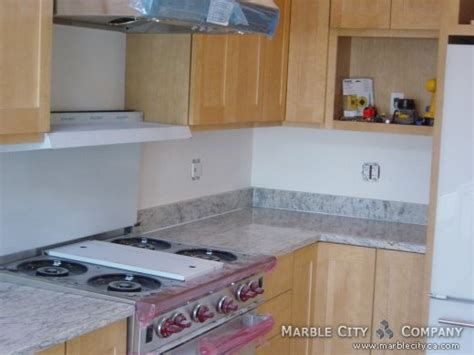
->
[390,92,405,116]
[191,158,202,181]
[362,163,380,182]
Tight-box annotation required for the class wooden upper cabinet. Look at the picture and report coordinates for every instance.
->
[390,0,442,30]
[330,0,392,29]
[286,0,330,124]
[0,0,52,139]
[260,0,291,122]
[312,243,376,355]
[190,0,290,126]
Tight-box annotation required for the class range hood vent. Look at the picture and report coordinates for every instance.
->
[0,111,191,153]
[54,0,280,36]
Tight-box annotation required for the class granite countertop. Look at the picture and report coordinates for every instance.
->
[144,207,427,255]
[0,281,134,354]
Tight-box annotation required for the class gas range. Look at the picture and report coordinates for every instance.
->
[1,234,276,354]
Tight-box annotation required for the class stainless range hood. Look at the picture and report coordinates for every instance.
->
[54,0,280,36]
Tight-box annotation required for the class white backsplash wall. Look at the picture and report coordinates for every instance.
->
[139,129,253,209]
[51,25,126,111]
[251,127,433,204]
[0,145,141,256]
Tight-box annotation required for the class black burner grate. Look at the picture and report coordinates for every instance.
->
[17,259,88,277]
[176,249,238,262]
[87,273,161,293]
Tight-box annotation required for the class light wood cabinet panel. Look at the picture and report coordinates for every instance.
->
[330,0,392,29]
[312,243,376,355]
[285,0,330,124]
[264,252,294,300]
[256,334,290,355]
[37,343,65,355]
[66,320,127,355]
[0,0,52,138]
[189,34,264,125]
[372,250,425,355]
[391,0,442,30]
[260,0,291,122]
[258,290,292,340]
[125,35,191,125]
[290,244,318,355]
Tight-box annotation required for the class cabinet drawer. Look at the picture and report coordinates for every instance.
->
[263,252,294,300]
[258,290,292,340]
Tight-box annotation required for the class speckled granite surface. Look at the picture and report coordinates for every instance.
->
[0,281,134,354]
[137,188,253,233]
[253,188,428,225]
[143,208,427,255]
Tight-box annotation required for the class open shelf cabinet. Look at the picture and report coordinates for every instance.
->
[325,29,439,136]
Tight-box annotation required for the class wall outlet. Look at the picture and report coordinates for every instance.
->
[191,158,202,181]
[390,92,405,116]
[362,163,381,182]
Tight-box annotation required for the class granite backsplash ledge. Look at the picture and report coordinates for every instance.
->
[137,188,253,233]
[137,187,428,233]
[253,188,428,225]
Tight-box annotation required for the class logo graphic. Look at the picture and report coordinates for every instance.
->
[376,320,394,340]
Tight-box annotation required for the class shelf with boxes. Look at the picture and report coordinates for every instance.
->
[325,29,439,136]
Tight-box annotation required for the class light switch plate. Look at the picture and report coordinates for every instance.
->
[362,163,381,182]
[191,158,202,181]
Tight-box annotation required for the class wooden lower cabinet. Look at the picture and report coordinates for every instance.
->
[256,334,291,355]
[37,343,65,355]
[36,319,127,355]
[371,250,425,355]
[312,243,376,355]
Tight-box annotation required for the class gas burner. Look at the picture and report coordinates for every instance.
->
[107,280,142,292]
[112,237,172,251]
[87,274,161,293]
[176,249,238,262]
[17,259,88,277]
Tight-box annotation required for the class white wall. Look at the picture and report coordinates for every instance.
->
[139,129,253,209]
[51,25,126,111]
[251,127,433,204]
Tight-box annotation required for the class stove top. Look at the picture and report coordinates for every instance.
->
[1,235,248,302]
[1,234,275,354]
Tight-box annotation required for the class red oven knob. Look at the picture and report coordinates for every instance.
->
[236,284,257,302]
[172,313,192,329]
[192,305,215,323]
[156,318,182,338]
[248,280,264,295]
[217,296,239,314]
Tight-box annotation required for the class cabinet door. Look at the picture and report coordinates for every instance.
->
[290,244,318,355]
[391,0,442,30]
[258,290,293,340]
[264,251,294,300]
[256,334,290,355]
[286,0,330,124]
[330,0,392,29]
[372,250,424,355]
[189,34,264,125]
[66,320,127,355]
[260,0,291,122]
[313,243,376,355]
[0,0,52,139]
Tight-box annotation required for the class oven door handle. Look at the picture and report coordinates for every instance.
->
[199,314,274,355]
